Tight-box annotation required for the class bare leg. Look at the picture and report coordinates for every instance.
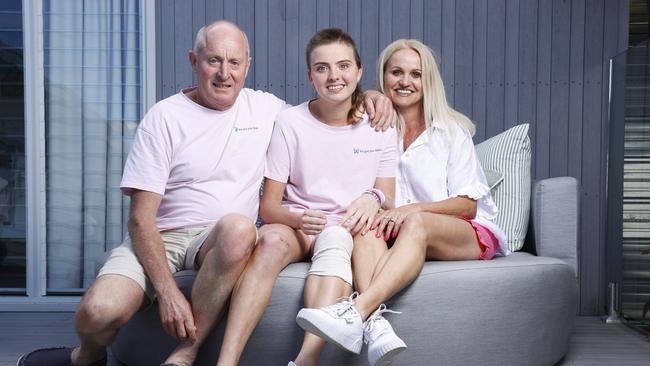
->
[354,213,481,320]
[216,225,311,366]
[352,231,388,293]
[293,274,353,366]
[72,275,148,365]
[164,214,257,366]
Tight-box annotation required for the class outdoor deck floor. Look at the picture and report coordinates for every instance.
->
[1,313,649,365]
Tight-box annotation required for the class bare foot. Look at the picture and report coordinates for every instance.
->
[163,341,199,366]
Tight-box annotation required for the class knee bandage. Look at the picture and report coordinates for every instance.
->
[308,225,353,286]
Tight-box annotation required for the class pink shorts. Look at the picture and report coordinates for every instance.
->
[466,220,500,260]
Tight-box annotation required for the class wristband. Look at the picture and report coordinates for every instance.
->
[363,188,385,207]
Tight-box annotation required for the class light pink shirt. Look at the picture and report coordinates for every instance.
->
[121,88,286,230]
[264,102,396,225]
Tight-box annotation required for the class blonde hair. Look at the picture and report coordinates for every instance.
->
[377,39,475,138]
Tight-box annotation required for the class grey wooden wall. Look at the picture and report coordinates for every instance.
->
[156,0,630,316]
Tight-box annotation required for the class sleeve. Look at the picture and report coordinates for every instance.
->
[120,112,171,196]
[446,125,491,200]
[376,127,397,178]
[264,121,292,183]
[261,89,290,115]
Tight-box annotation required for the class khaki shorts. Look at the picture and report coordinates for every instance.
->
[97,226,213,300]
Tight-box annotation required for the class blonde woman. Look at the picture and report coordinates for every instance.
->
[296,39,510,366]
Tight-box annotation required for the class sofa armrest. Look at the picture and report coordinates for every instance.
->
[530,177,580,277]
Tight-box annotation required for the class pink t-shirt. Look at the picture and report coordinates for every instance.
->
[264,102,396,225]
[121,88,286,230]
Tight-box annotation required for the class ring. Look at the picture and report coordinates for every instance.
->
[383,216,390,221]
[388,218,396,223]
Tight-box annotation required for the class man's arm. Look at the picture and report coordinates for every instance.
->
[128,189,197,342]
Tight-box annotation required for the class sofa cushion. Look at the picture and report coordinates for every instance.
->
[476,124,532,251]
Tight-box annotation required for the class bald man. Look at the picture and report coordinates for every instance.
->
[18,21,394,366]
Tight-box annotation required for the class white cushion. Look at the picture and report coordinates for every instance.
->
[476,124,532,251]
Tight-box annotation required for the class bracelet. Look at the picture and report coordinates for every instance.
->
[363,188,385,207]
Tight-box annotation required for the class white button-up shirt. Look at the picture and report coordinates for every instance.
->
[396,121,510,256]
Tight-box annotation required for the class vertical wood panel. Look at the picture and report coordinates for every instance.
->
[172,1,190,92]
[317,0,329,30]
[517,0,537,171]
[535,0,553,179]
[454,0,473,119]
[360,0,379,92]
[285,0,299,105]
[223,0,236,22]
[237,0,255,89]
[423,0,442,57]
[472,0,488,141]
[347,0,361,49]
[378,0,392,50]
[582,0,605,315]
[330,0,346,30]
[192,0,206,31]
[441,0,455,105]
[159,0,176,99]
[550,0,571,177]
[504,0,519,129]
[191,0,207,87]
[486,0,505,138]
[155,0,163,100]
[391,0,410,40]
[254,0,269,90]
[205,0,223,22]
[410,0,424,41]
[268,0,286,99]
[568,0,585,183]
[299,0,317,101]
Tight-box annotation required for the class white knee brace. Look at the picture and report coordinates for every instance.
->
[308,225,353,286]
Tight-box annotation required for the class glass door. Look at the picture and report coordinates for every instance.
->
[0,0,26,294]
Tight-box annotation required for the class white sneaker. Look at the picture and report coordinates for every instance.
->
[364,304,407,366]
[287,362,298,366]
[295,292,364,354]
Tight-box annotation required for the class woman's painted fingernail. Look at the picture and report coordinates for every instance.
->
[376,231,381,238]
[384,234,389,241]
[370,225,375,230]
[392,231,396,238]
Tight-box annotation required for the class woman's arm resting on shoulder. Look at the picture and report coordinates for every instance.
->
[260,177,327,235]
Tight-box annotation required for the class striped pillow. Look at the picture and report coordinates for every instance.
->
[475,124,532,251]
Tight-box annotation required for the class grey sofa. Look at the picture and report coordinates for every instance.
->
[112,176,579,366]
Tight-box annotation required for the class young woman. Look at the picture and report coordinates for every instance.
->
[218,28,396,366]
[296,39,510,366]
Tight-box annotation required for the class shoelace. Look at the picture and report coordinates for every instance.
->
[325,292,359,324]
[363,304,401,343]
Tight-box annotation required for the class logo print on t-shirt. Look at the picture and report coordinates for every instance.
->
[353,148,382,154]
[233,126,259,132]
